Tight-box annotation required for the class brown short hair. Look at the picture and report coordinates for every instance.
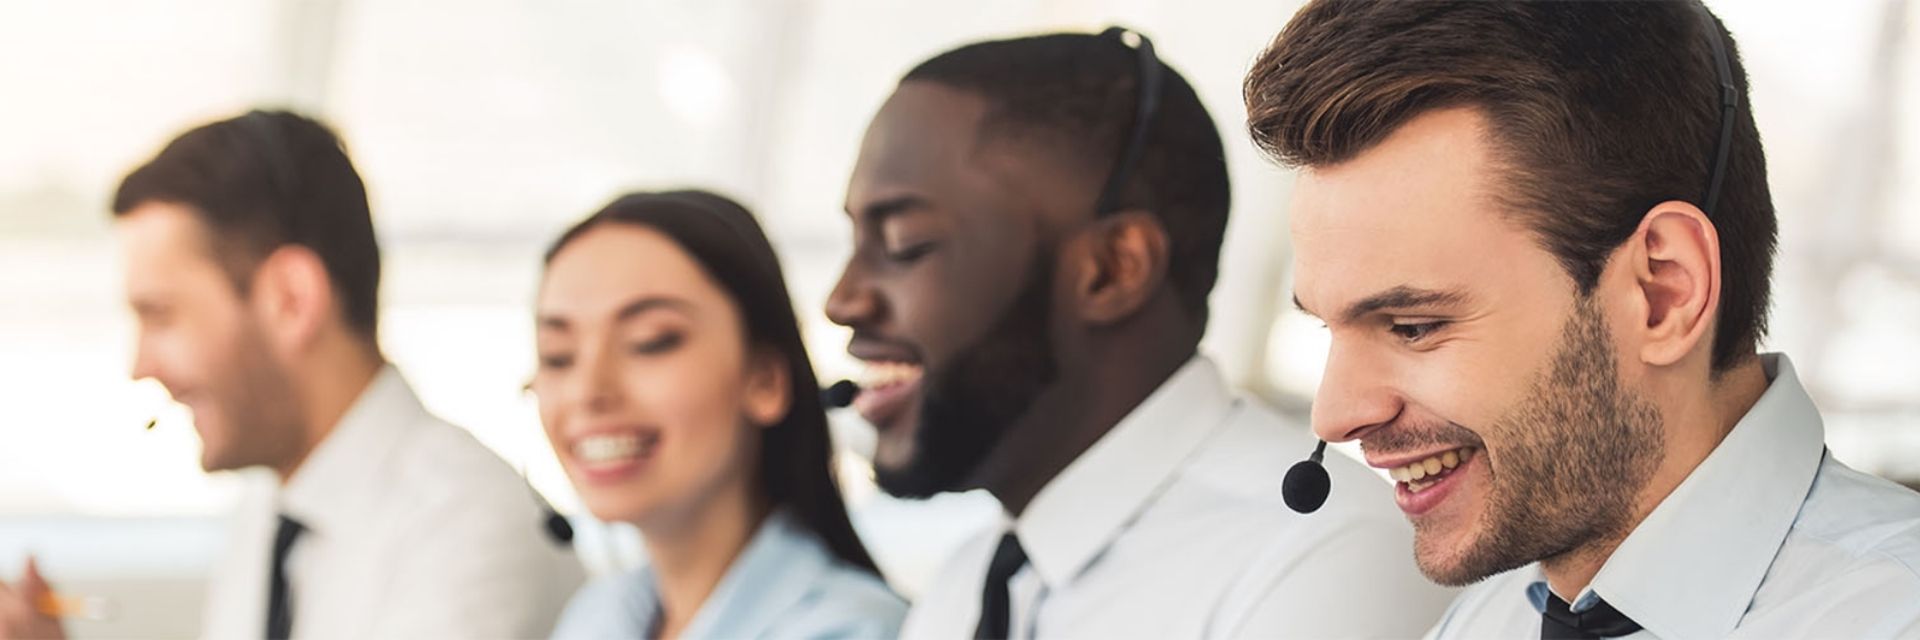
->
[114,110,382,341]
[1245,0,1776,372]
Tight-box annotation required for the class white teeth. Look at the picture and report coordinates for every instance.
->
[573,433,655,465]
[1389,447,1477,488]
[860,361,924,389]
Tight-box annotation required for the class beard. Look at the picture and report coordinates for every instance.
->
[872,255,1060,498]
[1415,297,1665,586]
[198,318,308,473]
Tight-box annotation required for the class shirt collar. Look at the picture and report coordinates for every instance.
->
[279,365,424,536]
[1523,353,1824,639]
[1014,355,1237,587]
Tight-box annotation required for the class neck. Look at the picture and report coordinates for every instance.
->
[641,482,769,640]
[1540,355,1770,598]
[275,338,385,483]
[975,309,1199,516]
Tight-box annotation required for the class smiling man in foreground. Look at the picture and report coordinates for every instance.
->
[1246,1,1920,638]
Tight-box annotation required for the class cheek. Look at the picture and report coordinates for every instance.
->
[636,350,758,478]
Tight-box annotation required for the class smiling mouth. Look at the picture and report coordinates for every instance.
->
[853,360,924,430]
[1388,447,1478,493]
[572,432,660,468]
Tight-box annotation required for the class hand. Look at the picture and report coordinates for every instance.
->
[0,557,66,640]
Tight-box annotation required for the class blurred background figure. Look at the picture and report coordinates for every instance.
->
[0,1,1914,636]
[2,110,581,639]
[534,191,904,638]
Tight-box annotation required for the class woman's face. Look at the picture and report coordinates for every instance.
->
[534,224,790,527]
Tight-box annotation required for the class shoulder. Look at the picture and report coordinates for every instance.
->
[1424,569,1539,639]
[780,562,909,639]
[1788,456,1920,579]
[1755,456,1920,616]
[551,570,655,640]
[364,411,558,535]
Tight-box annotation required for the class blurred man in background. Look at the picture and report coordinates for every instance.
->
[0,110,581,639]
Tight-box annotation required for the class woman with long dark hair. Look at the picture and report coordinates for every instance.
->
[533,190,903,639]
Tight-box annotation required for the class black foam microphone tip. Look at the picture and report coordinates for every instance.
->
[545,509,574,545]
[822,379,861,409]
[1282,459,1331,514]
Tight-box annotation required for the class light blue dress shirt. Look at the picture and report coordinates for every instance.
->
[1427,354,1920,639]
[550,509,906,639]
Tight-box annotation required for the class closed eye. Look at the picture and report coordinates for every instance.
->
[629,332,685,356]
[1389,321,1448,343]
[884,241,937,264]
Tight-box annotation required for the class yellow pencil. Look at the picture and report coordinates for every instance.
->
[35,592,112,621]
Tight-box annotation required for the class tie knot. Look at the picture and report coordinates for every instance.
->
[1541,593,1643,639]
[987,532,1029,581]
[274,514,306,552]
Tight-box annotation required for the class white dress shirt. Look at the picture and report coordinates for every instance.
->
[899,356,1454,639]
[550,509,906,639]
[1427,354,1920,639]
[200,366,585,639]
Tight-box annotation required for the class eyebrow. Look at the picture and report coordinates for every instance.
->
[848,194,932,225]
[1294,286,1472,324]
[538,295,694,330]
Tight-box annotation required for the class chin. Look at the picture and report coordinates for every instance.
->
[582,495,656,526]
[1412,525,1480,586]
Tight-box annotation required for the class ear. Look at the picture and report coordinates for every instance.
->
[1071,210,1171,325]
[250,246,337,355]
[1623,200,1722,368]
[742,346,792,429]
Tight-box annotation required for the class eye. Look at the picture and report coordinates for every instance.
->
[629,332,685,356]
[1389,320,1448,343]
[884,241,937,264]
[537,353,575,370]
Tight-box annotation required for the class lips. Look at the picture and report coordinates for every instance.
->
[845,337,926,433]
[1368,445,1482,517]
[852,360,923,431]
[1387,447,1476,493]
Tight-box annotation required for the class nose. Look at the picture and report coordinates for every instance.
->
[824,260,881,329]
[563,344,623,419]
[1311,337,1403,444]
[130,332,161,385]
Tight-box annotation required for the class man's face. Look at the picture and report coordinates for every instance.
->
[1290,108,1664,585]
[827,81,1071,498]
[117,202,305,473]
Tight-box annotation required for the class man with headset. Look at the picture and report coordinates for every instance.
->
[826,29,1450,638]
[1246,1,1920,637]
[0,111,582,639]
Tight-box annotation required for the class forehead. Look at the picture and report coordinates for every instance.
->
[848,81,994,201]
[1289,108,1562,312]
[538,224,724,320]
[115,201,230,289]
[845,81,1093,241]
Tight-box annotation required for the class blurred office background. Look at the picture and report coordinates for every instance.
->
[1,0,1915,636]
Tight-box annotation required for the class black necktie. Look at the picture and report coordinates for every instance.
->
[1541,592,1643,639]
[974,533,1028,640]
[267,514,306,640]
